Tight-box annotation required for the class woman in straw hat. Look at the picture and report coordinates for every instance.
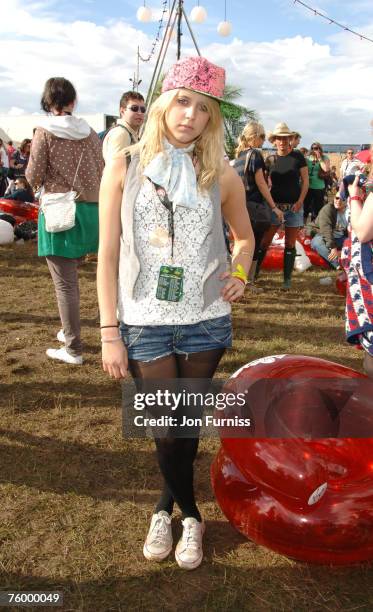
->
[256,122,309,289]
[232,121,284,288]
[97,56,254,569]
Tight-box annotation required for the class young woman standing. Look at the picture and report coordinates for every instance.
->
[26,77,104,364]
[304,141,330,223]
[97,56,254,569]
[232,121,284,287]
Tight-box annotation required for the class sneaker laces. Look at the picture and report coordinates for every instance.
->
[150,514,171,545]
[181,520,201,551]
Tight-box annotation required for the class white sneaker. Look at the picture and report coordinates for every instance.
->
[57,329,66,343]
[175,517,205,570]
[143,511,173,561]
[46,347,83,365]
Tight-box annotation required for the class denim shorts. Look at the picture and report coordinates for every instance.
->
[271,203,304,228]
[120,314,232,362]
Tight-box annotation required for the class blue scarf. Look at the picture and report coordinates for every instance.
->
[143,139,198,210]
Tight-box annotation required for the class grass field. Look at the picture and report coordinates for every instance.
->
[1,240,372,612]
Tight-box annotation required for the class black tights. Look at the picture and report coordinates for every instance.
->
[129,349,225,521]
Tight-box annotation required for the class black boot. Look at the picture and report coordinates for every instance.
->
[254,248,267,281]
[283,247,296,289]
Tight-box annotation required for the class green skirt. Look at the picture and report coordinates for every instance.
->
[38,201,99,258]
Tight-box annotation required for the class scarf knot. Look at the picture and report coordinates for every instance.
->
[143,139,198,210]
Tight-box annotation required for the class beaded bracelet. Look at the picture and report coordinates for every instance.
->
[101,336,122,343]
[350,196,363,202]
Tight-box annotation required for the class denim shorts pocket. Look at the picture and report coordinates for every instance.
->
[200,315,232,345]
[120,324,144,348]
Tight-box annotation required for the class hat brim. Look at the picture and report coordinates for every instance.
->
[163,85,224,104]
[267,131,296,143]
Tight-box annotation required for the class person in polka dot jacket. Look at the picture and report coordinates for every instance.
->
[26,77,104,365]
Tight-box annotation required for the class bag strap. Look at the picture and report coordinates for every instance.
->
[71,152,84,191]
[106,123,136,145]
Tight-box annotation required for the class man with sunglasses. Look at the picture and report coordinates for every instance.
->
[340,148,364,179]
[102,91,146,165]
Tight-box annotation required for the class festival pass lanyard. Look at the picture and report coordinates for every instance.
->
[153,182,184,302]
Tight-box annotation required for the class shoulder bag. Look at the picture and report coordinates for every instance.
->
[40,153,83,233]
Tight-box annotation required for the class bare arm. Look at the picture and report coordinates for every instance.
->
[319,155,330,172]
[254,168,276,208]
[220,163,255,300]
[348,178,373,242]
[254,168,284,223]
[97,156,128,378]
[26,129,48,188]
[292,165,309,212]
[299,166,309,202]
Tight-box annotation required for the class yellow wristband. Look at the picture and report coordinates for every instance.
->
[231,263,248,284]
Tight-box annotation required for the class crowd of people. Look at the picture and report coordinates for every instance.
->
[0,138,33,197]
[2,59,372,571]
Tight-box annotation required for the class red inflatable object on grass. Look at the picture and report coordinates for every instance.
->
[262,230,284,270]
[262,230,329,270]
[211,354,373,564]
[297,231,329,268]
[262,245,283,270]
[0,199,39,224]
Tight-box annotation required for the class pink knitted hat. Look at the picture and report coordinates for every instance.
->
[162,56,225,102]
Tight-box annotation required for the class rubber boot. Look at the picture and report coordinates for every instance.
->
[283,247,296,289]
[254,248,267,281]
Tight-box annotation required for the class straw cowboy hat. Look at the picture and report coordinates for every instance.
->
[267,122,296,143]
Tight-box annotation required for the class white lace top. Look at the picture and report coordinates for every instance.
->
[120,179,231,325]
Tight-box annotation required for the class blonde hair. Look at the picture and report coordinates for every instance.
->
[235,122,265,157]
[128,89,224,190]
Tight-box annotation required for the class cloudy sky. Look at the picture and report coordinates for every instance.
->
[1,0,372,145]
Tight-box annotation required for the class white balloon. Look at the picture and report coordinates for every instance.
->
[190,6,207,23]
[217,20,232,36]
[0,220,14,245]
[137,6,152,22]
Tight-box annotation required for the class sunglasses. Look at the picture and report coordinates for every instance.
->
[335,196,341,200]
[311,146,320,150]
[127,104,146,113]
[347,151,353,155]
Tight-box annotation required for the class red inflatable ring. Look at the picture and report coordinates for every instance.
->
[211,355,373,564]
